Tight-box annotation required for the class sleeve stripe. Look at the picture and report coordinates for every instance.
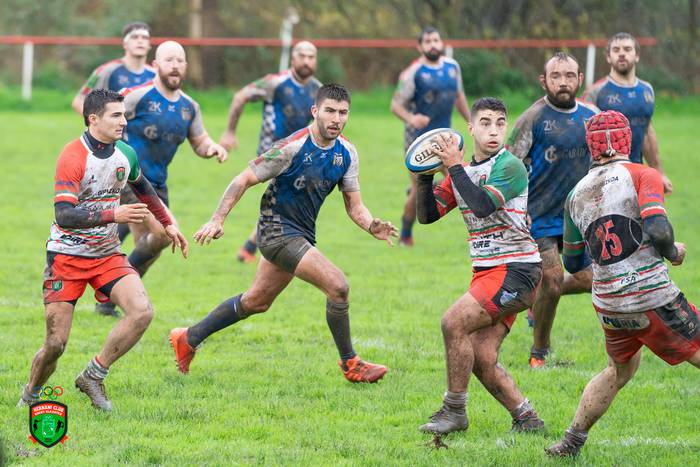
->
[54,192,78,200]
[641,206,666,217]
[483,185,505,206]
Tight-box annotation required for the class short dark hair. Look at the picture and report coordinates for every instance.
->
[122,21,151,38]
[83,89,124,126]
[543,51,580,76]
[606,32,640,55]
[315,83,351,106]
[471,97,507,118]
[418,26,440,44]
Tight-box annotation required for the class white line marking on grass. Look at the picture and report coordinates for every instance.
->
[598,437,693,448]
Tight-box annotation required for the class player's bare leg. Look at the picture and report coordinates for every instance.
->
[471,323,544,432]
[237,227,258,263]
[530,247,563,367]
[20,302,74,406]
[171,256,293,373]
[420,293,492,434]
[562,267,592,295]
[400,172,418,246]
[546,351,641,457]
[77,274,154,411]
[294,247,387,383]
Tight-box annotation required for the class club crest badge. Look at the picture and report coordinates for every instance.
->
[28,391,68,448]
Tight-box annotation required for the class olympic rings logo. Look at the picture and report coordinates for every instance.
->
[30,385,64,400]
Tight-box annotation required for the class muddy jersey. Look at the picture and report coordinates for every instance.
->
[564,160,679,312]
[122,83,205,189]
[394,57,464,149]
[249,127,359,246]
[240,70,322,154]
[433,148,541,267]
[77,59,155,96]
[507,97,599,239]
[48,136,140,257]
[583,77,654,164]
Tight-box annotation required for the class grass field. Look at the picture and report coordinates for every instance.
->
[1,88,699,466]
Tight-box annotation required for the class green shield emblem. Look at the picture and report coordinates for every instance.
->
[116,166,126,182]
[52,280,62,291]
[29,402,68,448]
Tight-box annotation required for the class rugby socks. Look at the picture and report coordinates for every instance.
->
[400,216,413,240]
[242,239,257,255]
[563,427,588,448]
[511,398,536,420]
[85,356,109,381]
[443,391,468,413]
[530,346,550,360]
[326,299,357,363]
[128,248,159,277]
[187,294,246,348]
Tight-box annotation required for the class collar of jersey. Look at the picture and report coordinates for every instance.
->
[419,57,445,69]
[543,96,579,114]
[470,147,505,166]
[607,75,640,88]
[307,126,336,150]
[82,131,115,159]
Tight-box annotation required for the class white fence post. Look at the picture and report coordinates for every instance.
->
[279,8,299,73]
[585,42,596,89]
[22,41,34,101]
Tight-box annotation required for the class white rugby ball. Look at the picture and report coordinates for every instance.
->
[405,128,464,174]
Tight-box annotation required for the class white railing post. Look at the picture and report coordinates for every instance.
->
[22,41,34,101]
[585,42,596,89]
[279,8,299,72]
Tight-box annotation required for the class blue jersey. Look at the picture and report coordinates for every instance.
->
[77,59,155,97]
[583,77,654,163]
[394,57,464,149]
[240,69,322,154]
[507,97,599,239]
[248,127,360,246]
[122,83,205,188]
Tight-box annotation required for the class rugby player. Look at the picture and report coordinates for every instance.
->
[391,26,470,246]
[71,22,154,114]
[219,41,322,263]
[95,40,227,317]
[583,32,672,193]
[507,52,599,368]
[546,110,699,457]
[415,98,544,434]
[18,89,188,411]
[169,84,396,383]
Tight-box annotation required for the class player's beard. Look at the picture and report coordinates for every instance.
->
[546,85,579,109]
[423,48,442,62]
[160,71,183,91]
[612,60,633,76]
[294,65,314,79]
[318,120,343,141]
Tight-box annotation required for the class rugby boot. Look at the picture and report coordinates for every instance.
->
[419,405,468,434]
[511,412,545,432]
[170,327,196,374]
[545,429,588,457]
[17,385,40,408]
[94,301,120,317]
[339,356,387,383]
[529,347,549,368]
[236,247,256,263]
[398,236,414,247]
[75,371,112,411]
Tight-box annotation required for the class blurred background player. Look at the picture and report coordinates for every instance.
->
[507,52,599,368]
[415,98,544,435]
[18,89,187,411]
[94,41,227,317]
[169,84,396,384]
[71,22,154,114]
[219,41,322,263]
[391,26,470,246]
[546,110,699,457]
[583,32,672,193]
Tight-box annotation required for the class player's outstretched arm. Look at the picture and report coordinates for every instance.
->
[455,91,471,124]
[219,90,250,151]
[190,131,228,163]
[54,202,149,228]
[642,122,672,194]
[341,191,398,245]
[194,168,260,246]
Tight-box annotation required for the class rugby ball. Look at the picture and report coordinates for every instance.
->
[405,128,464,174]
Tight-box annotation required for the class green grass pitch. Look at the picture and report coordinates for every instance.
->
[1,90,699,465]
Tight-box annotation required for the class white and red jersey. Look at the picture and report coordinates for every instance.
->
[564,160,679,312]
[48,135,140,257]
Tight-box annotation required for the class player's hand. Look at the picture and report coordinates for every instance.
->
[670,242,685,266]
[661,173,673,194]
[433,133,464,168]
[410,113,431,129]
[219,131,239,152]
[165,224,189,258]
[193,219,225,246]
[208,143,228,163]
[369,218,399,246]
[114,203,150,224]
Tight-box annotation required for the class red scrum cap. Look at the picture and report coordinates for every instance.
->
[585,110,632,161]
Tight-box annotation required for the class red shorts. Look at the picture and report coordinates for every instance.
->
[595,293,700,365]
[469,262,542,330]
[42,252,137,304]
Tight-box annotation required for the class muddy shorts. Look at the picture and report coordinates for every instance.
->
[258,236,313,274]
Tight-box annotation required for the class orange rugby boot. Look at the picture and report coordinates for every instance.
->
[339,356,387,383]
[236,247,256,263]
[169,328,196,374]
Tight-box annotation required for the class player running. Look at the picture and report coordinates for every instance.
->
[219,41,322,263]
[169,84,396,383]
[72,22,154,114]
[507,52,599,368]
[95,40,227,317]
[583,32,672,193]
[415,98,544,434]
[545,110,700,457]
[18,89,188,411]
[391,26,470,246]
